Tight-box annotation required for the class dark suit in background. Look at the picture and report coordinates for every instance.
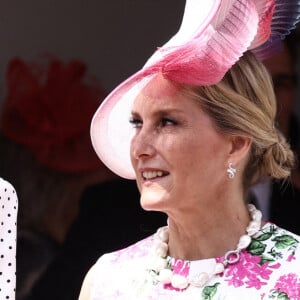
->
[269,180,300,234]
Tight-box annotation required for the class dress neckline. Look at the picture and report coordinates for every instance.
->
[165,222,272,264]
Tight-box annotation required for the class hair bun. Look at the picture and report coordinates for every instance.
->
[262,130,294,179]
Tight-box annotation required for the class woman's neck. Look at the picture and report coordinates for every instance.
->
[166,199,251,261]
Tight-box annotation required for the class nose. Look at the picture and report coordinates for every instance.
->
[130,129,156,161]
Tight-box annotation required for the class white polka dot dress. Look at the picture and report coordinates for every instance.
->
[0,178,18,300]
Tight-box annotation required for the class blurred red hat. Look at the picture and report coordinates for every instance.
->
[1,56,106,173]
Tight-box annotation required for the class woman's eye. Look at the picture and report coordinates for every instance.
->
[129,117,142,128]
[161,117,177,127]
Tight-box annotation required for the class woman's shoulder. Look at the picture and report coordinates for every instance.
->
[94,234,154,269]
[247,222,300,263]
[259,221,300,241]
[253,222,300,251]
[245,222,300,299]
[243,222,300,283]
[88,235,155,299]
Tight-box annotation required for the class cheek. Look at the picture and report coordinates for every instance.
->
[130,137,139,169]
[163,135,208,173]
[129,141,135,166]
[174,135,226,178]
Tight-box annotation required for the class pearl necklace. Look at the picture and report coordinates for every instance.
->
[149,204,262,290]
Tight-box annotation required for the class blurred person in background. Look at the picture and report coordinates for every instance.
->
[0,56,115,299]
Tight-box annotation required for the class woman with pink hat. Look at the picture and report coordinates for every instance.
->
[80,0,300,298]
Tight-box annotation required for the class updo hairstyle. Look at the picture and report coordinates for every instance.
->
[181,51,294,188]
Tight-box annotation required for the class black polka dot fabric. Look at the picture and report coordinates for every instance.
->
[0,178,18,300]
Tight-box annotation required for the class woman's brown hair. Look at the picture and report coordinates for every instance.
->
[182,51,294,188]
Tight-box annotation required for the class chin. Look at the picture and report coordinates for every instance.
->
[139,188,167,212]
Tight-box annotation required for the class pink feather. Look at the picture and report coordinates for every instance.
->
[145,0,259,86]
[251,0,300,60]
[249,0,275,48]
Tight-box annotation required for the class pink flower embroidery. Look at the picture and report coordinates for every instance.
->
[164,258,190,291]
[171,258,190,277]
[273,273,300,300]
[224,252,280,289]
[287,254,296,262]
[111,236,153,263]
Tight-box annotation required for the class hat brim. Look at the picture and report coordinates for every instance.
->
[91,71,155,179]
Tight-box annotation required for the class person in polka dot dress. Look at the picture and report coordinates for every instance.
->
[0,178,18,300]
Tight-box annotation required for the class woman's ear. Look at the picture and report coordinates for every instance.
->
[228,135,252,164]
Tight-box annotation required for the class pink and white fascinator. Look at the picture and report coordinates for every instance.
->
[91,0,300,179]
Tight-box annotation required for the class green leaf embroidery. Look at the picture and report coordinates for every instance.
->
[272,235,298,249]
[270,290,290,300]
[247,240,266,256]
[255,232,273,241]
[268,247,283,260]
[269,225,278,235]
[201,283,220,300]
[260,254,275,265]
[277,291,290,300]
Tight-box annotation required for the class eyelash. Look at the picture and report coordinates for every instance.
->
[129,117,142,128]
[129,117,178,128]
[160,117,178,127]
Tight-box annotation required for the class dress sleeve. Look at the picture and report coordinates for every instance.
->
[0,178,18,300]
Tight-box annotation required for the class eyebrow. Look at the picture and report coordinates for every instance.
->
[131,108,184,117]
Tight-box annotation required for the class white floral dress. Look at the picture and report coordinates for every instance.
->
[90,223,300,299]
